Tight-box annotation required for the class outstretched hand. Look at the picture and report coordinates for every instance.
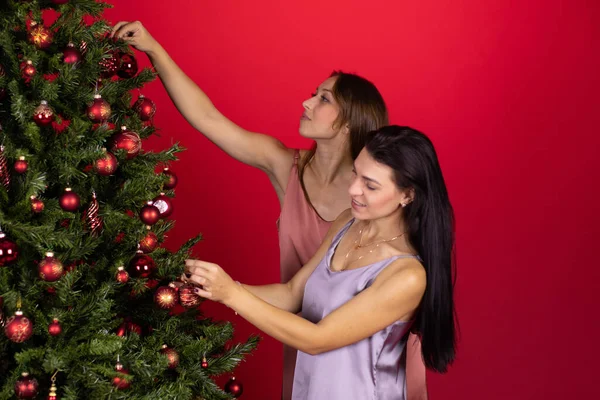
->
[111,21,159,54]
[182,259,240,304]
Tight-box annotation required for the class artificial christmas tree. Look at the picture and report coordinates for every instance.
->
[0,1,257,399]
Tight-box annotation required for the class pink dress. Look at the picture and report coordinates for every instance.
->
[278,150,428,400]
[278,150,331,400]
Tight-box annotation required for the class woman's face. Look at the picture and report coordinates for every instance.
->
[348,148,410,220]
[299,76,344,139]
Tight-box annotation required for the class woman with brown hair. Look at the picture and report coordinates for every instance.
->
[112,20,429,400]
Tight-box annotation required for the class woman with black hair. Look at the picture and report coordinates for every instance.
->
[184,125,457,399]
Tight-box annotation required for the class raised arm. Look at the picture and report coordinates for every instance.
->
[111,21,292,176]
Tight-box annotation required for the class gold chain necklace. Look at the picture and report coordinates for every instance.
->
[343,224,407,268]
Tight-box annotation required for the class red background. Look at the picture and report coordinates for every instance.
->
[103,0,599,398]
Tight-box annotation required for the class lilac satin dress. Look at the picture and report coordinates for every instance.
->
[292,219,418,400]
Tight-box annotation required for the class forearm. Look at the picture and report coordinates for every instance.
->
[240,282,301,313]
[146,44,218,131]
[227,286,321,354]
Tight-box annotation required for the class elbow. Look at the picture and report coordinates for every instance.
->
[300,334,331,356]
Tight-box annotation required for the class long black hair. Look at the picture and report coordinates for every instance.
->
[365,125,457,373]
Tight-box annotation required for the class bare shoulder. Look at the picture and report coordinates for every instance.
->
[372,256,427,294]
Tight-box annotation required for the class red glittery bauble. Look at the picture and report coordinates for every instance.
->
[139,230,159,253]
[154,286,178,310]
[133,95,156,121]
[94,150,118,176]
[152,193,173,218]
[160,345,180,369]
[28,24,53,49]
[0,232,19,266]
[5,311,33,343]
[99,51,119,78]
[30,196,44,213]
[20,60,36,82]
[33,101,55,126]
[110,127,141,159]
[128,252,155,278]
[201,357,209,368]
[178,284,202,308]
[14,157,28,174]
[139,202,160,225]
[38,252,64,282]
[116,266,129,283]
[116,52,138,79]
[14,372,38,399]
[59,188,80,212]
[63,42,82,64]
[224,377,244,398]
[48,318,62,336]
[162,168,178,189]
[112,363,131,390]
[87,94,111,123]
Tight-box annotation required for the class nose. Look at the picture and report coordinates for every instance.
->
[302,96,316,111]
[348,176,362,197]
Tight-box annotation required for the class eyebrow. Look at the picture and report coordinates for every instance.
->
[353,165,381,186]
[316,88,333,93]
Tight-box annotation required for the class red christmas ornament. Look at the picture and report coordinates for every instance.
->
[48,318,62,336]
[116,321,142,337]
[87,94,111,123]
[47,379,59,400]
[110,126,141,159]
[30,195,44,213]
[133,95,156,121]
[33,100,55,126]
[28,23,53,49]
[201,356,209,368]
[112,359,132,390]
[152,193,173,218]
[20,60,36,82]
[140,201,160,225]
[51,115,70,134]
[179,283,201,308]
[117,52,138,79]
[83,192,103,235]
[128,251,156,278]
[5,310,33,343]
[0,232,19,266]
[116,266,129,283]
[0,145,9,191]
[154,286,178,309]
[38,252,64,282]
[94,149,118,176]
[14,156,28,174]
[14,372,38,399]
[139,229,159,253]
[99,51,119,79]
[160,345,180,369]
[162,167,178,190]
[224,377,244,398]
[59,187,80,211]
[63,42,82,64]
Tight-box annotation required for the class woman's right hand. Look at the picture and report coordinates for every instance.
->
[111,21,159,54]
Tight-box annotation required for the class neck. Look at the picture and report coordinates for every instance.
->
[310,138,353,184]
[360,209,406,243]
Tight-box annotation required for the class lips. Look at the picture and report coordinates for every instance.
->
[301,112,311,121]
[352,199,366,207]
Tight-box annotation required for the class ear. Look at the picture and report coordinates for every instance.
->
[400,188,415,208]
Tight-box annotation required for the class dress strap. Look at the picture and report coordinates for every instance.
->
[293,149,300,165]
